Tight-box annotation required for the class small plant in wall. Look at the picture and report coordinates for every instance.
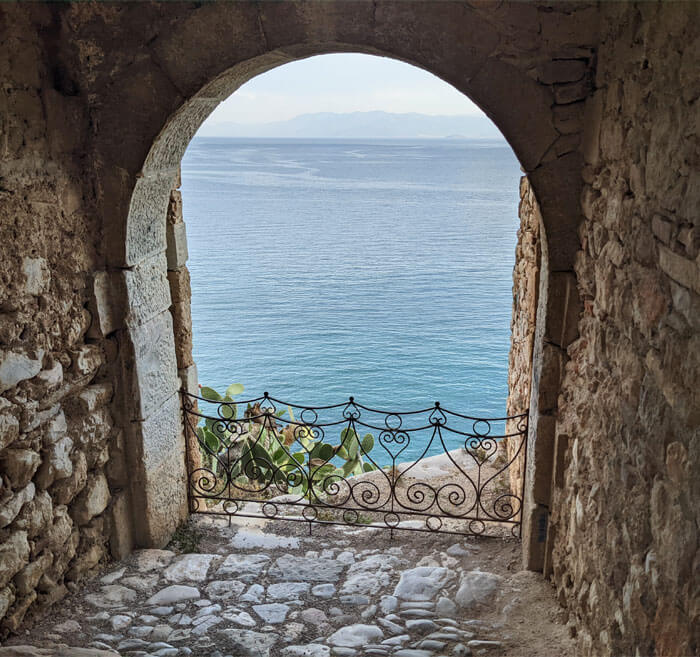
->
[195,384,378,500]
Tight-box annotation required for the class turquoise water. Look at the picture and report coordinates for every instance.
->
[181,138,521,447]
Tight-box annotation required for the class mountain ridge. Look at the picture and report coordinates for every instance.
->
[196,110,504,140]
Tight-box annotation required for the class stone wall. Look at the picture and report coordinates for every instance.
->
[0,6,122,633]
[504,178,541,497]
[548,3,699,655]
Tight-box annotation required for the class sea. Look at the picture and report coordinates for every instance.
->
[181,137,522,460]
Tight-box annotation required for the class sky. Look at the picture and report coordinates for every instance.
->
[203,53,486,125]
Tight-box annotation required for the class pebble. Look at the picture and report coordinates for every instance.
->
[146,585,201,606]
[436,598,457,617]
[253,602,291,624]
[282,645,331,657]
[328,624,384,647]
[466,640,502,649]
[405,619,439,633]
[393,650,434,657]
[339,594,370,605]
[399,609,435,618]
[382,635,410,646]
[377,618,404,634]
[312,583,336,599]
[379,595,398,614]
[100,568,126,584]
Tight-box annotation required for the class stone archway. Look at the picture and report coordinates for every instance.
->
[87,1,595,567]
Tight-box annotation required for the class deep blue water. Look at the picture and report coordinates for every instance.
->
[181,138,521,456]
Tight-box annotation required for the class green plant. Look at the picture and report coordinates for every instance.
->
[196,384,379,500]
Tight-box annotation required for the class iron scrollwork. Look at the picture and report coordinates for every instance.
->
[181,390,528,538]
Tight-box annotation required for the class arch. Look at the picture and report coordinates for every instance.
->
[91,2,592,567]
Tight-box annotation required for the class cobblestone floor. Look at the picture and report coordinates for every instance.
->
[2,516,574,657]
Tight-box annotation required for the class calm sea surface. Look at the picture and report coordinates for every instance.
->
[181,138,521,458]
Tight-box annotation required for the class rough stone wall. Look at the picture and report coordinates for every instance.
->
[504,178,541,496]
[549,3,699,656]
[0,6,125,634]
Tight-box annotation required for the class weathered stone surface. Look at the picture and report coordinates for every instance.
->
[282,645,331,657]
[163,553,216,582]
[0,449,41,488]
[252,602,290,624]
[85,585,137,608]
[0,350,44,393]
[394,567,456,601]
[329,624,384,647]
[166,221,188,270]
[146,584,200,606]
[35,436,73,489]
[0,531,30,588]
[123,252,172,328]
[0,648,119,657]
[0,482,35,528]
[455,571,503,609]
[269,555,345,583]
[217,628,279,657]
[71,473,110,525]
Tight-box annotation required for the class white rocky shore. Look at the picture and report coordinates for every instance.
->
[0,515,572,657]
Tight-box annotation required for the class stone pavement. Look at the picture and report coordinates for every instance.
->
[1,517,573,657]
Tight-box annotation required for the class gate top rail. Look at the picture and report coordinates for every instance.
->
[181,390,528,438]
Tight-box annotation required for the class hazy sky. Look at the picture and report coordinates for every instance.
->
[204,53,485,125]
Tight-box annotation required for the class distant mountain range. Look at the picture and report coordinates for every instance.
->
[196,111,504,140]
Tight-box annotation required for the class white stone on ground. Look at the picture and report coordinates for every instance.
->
[222,610,256,627]
[217,553,270,581]
[455,570,503,608]
[267,582,310,600]
[163,553,217,582]
[269,555,345,582]
[204,579,246,600]
[217,628,279,657]
[145,585,201,606]
[281,644,331,657]
[394,566,456,601]
[328,624,384,647]
[99,568,125,584]
[436,596,457,616]
[252,602,290,623]
[85,585,136,608]
[132,549,175,572]
[311,583,335,598]
[231,528,300,550]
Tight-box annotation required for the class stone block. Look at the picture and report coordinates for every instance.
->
[35,362,63,390]
[0,586,15,621]
[545,272,580,349]
[521,503,548,572]
[71,472,111,525]
[109,490,134,560]
[554,79,591,105]
[0,349,44,394]
[527,414,556,506]
[88,271,124,338]
[35,436,74,489]
[21,257,50,296]
[13,489,52,538]
[538,59,588,85]
[70,344,105,377]
[167,267,191,303]
[166,221,189,270]
[14,551,53,597]
[0,449,41,489]
[126,393,188,547]
[0,531,30,588]
[73,383,113,413]
[142,98,218,174]
[171,299,194,369]
[178,363,198,396]
[659,246,700,295]
[122,252,172,328]
[124,310,179,421]
[0,483,35,529]
[580,89,604,166]
[125,173,173,267]
[167,189,183,225]
[0,413,19,450]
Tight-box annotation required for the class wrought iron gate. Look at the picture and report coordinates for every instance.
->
[181,390,528,538]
